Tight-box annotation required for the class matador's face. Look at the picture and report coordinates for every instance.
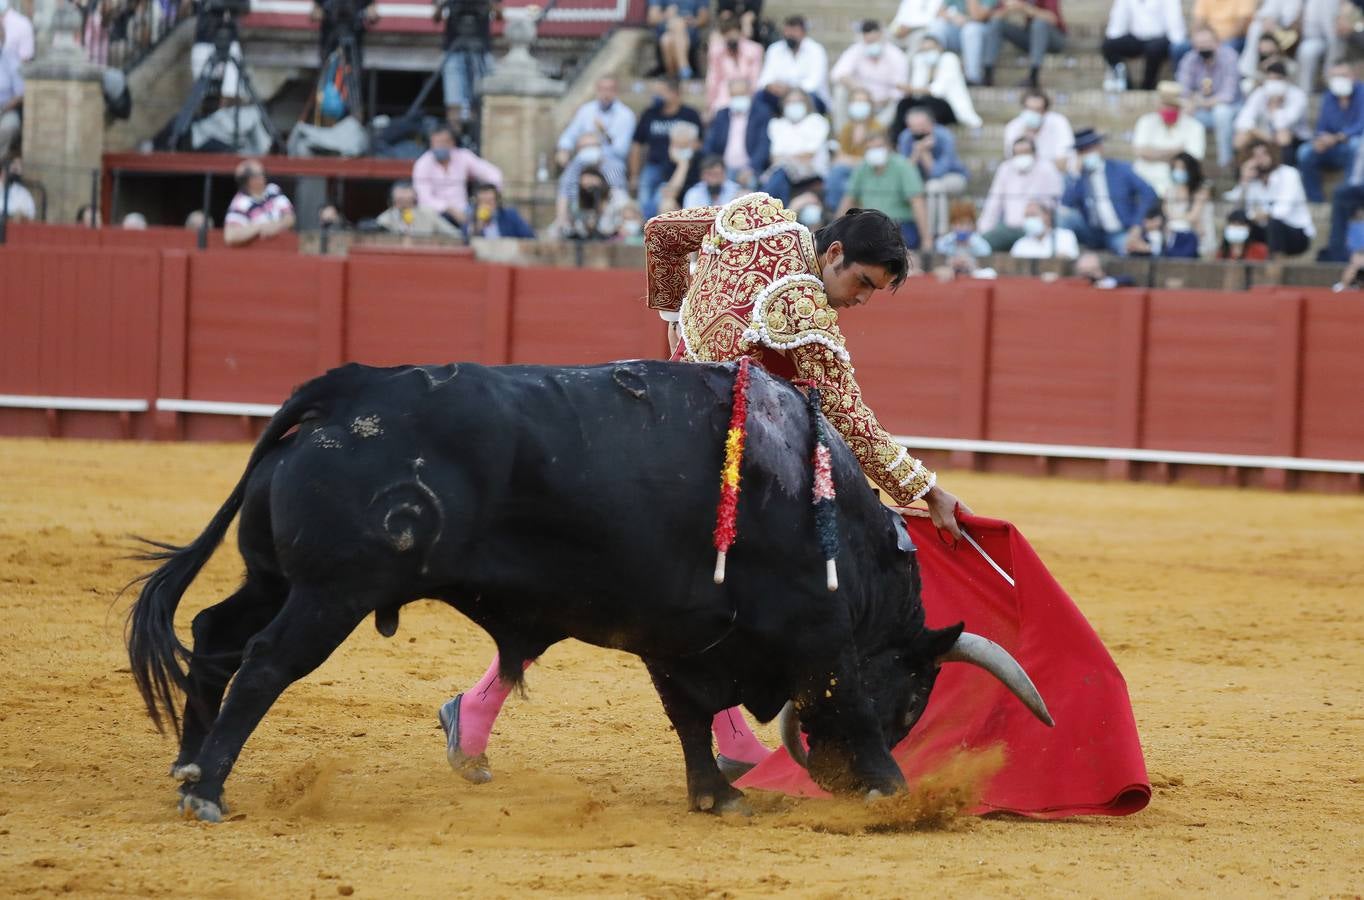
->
[821,241,895,309]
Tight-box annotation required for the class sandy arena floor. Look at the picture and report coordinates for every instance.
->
[1,438,1361,898]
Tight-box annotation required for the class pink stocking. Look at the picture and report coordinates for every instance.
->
[711,707,770,764]
[457,654,533,756]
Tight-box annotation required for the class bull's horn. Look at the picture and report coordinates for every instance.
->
[939,633,1055,727]
[778,701,809,769]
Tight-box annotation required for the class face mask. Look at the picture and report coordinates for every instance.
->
[1171,168,1189,185]
[798,204,823,226]
[1082,152,1104,172]
[578,145,603,165]
[726,38,740,51]
[1146,230,1164,253]
[1264,80,1287,98]
[910,130,931,141]
[785,36,801,51]
[919,50,941,67]
[672,147,694,163]
[1159,106,1180,126]
[1013,153,1035,172]
[864,146,889,167]
[1021,109,1043,130]
[432,147,452,162]
[579,185,604,208]
[784,102,808,122]
[848,100,872,121]
[954,228,972,241]
[1198,48,1215,60]
[865,42,883,58]
[1330,76,1355,98]
[1225,224,1250,244]
[1022,216,1046,237]
[730,95,751,114]
[621,219,643,237]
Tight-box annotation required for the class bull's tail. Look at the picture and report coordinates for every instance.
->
[126,370,347,736]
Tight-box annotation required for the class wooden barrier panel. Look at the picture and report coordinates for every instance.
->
[1299,289,1364,461]
[508,266,667,365]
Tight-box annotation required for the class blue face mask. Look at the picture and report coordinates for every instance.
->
[433,147,452,163]
[1171,169,1189,185]
[954,229,972,241]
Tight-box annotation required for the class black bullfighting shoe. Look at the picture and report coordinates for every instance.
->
[438,694,494,784]
[715,754,757,784]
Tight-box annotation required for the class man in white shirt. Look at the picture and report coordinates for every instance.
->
[0,0,32,62]
[555,77,637,168]
[889,0,944,51]
[978,135,1065,250]
[1240,137,1314,255]
[1010,201,1080,259]
[1002,87,1075,168]
[1132,80,1207,195]
[1101,0,1186,91]
[761,88,831,204]
[829,20,908,124]
[1234,61,1311,156]
[682,154,745,207]
[758,16,830,109]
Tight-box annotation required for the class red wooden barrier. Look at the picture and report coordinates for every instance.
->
[509,266,667,365]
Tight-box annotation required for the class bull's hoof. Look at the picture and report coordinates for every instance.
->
[438,694,494,785]
[179,794,225,823]
[691,788,753,817]
[170,763,201,783]
[715,754,757,784]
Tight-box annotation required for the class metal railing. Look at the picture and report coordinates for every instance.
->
[76,0,189,71]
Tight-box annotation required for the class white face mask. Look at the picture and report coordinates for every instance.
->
[1082,152,1104,172]
[918,50,941,67]
[848,100,872,121]
[865,42,883,58]
[1013,153,1035,172]
[1022,215,1046,237]
[729,95,751,114]
[784,103,808,122]
[798,204,823,226]
[621,219,642,237]
[1264,79,1287,98]
[1146,230,1164,253]
[1021,109,1044,130]
[864,146,889,167]
[578,145,603,165]
[1224,224,1250,244]
[1330,76,1355,98]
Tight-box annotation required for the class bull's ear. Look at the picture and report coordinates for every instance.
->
[915,622,965,661]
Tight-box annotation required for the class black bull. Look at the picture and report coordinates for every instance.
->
[128,360,1050,821]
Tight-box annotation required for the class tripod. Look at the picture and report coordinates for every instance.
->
[313,26,366,124]
[167,26,283,153]
[404,38,489,150]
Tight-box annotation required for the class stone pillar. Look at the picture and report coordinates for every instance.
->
[22,1,106,223]
[479,9,564,199]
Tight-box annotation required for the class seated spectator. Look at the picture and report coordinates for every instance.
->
[618,201,646,245]
[1102,0,1186,91]
[1126,203,1200,257]
[0,157,34,220]
[1233,62,1310,160]
[706,17,763,118]
[1177,26,1241,167]
[649,0,709,81]
[1010,201,1078,259]
[789,191,828,229]
[897,33,982,131]
[1190,0,1257,52]
[701,78,758,186]
[825,87,877,208]
[1060,128,1159,255]
[0,25,22,159]
[978,135,1065,251]
[412,124,503,227]
[1133,81,1206,197]
[830,20,908,125]
[836,129,932,248]
[224,159,296,247]
[376,181,459,237]
[898,108,969,237]
[1075,251,1137,288]
[934,198,993,258]
[761,88,830,204]
[1296,63,1364,202]
[555,77,637,168]
[1003,88,1075,169]
[630,77,703,219]
[891,0,945,52]
[984,0,1066,89]
[757,16,831,110]
[1239,138,1314,256]
[682,154,744,208]
[1,0,34,62]
[122,212,148,229]
[1218,207,1270,259]
[556,165,629,240]
[1243,32,1298,93]
[927,0,991,85]
[558,132,629,220]
[655,121,705,214]
[1238,0,1301,83]
[184,210,213,231]
[465,183,534,240]
[1164,152,1214,252]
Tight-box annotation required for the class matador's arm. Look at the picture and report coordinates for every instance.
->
[642,205,722,316]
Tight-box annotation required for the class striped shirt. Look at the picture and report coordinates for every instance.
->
[225,184,294,227]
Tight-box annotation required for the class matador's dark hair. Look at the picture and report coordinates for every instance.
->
[813,209,910,290]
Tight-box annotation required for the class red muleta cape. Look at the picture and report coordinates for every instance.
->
[736,512,1151,818]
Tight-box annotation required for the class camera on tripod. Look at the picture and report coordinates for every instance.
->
[437,0,494,51]
[324,0,366,35]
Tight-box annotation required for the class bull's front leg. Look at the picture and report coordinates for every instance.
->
[795,652,905,797]
[645,661,752,816]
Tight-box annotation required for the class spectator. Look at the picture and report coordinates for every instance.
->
[559,132,629,221]
[898,32,982,130]
[1296,0,1345,94]
[1239,138,1314,256]
[376,181,459,237]
[705,17,763,118]
[1126,203,1200,256]
[1102,0,1186,91]
[898,107,969,237]
[1075,251,1137,287]
[788,190,828,229]
[1060,128,1159,255]
[701,77,757,185]
[984,0,1066,89]
[1010,200,1079,258]
[75,204,98,227]
[648,0,709,80]
[184,210,213,231]
[1002,88,1074,169]
[1319,138,1364,261]
[740,82,787,176]
[1164,152,1214,253]
[1,0,34,62]
[1329,206,1364,288]
[0,25,21,159]
[224,159,296,247]
[412,124,503,226]
[1132,81,1206,196]
[934,198,993,257]
[891,0,945,52]
[830,20,908,125]
[555,77,637,168]
[0,158,34,220]
[682,154,744,207]
[1189,0,1256,50]
[757,16,830,109]
[978,134,1065,250]
[1233,61,1310,160]
[557,165,628,240]
[1238,0,1303,82]
[1244,32,1298,90]
[630,77,703,219]
[1177,25,1241,167]
[761,88,830,204]
[1297,63,1364,202]
[465,183,534,240]
[189,0,243,103]
[837,130,932,249]
[618,201,645,245]
[825,87,877,209]
[927,0,992,85]
[122,212,148,229]
[1217,207,1270,258]
[655,121,704,213]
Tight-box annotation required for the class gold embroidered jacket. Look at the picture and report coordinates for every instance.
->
[642,192,935,504]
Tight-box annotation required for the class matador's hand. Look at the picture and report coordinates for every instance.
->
[924,484,972,544]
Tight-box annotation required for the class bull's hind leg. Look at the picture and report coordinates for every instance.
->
[176,586,371,822]
[171,576,286,783]
[646,662,752,816]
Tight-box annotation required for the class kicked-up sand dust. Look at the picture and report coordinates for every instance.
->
[1,438,1362,898]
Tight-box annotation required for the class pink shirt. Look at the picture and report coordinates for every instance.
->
[705,36,764,116]
[412,149,503,216]
[829,42,909,106]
